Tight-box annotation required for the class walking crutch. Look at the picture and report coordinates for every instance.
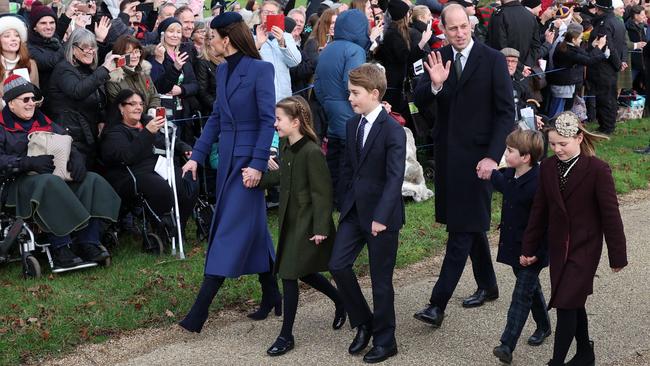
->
[163,116,185,259]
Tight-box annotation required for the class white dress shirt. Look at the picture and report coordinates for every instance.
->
[358,104,384,147]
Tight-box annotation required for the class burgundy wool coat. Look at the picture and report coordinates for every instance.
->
[522,155,627,309]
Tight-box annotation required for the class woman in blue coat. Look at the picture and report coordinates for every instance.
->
[179,12,279,333]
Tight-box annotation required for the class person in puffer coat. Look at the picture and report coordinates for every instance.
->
[313,9,369,208]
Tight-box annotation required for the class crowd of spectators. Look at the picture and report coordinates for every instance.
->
[0,0,648,270]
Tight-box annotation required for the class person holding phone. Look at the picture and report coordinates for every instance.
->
[147,17,199,141]
[107,35,161,112]
[47,28,122,166]
[255,0,301,101]
[100,89,196,253]
[376,0,432,128]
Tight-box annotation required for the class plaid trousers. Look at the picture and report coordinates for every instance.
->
[500,266,551,351]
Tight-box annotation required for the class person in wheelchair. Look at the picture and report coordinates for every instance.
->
[0,75,121,269]
[99,89,198,249]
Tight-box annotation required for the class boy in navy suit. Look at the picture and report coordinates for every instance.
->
[485,129,551,364]
[328,63,406,364]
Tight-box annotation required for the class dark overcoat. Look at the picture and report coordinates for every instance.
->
[521,155,627,309]
[414,41,514,232]
[261,137,336,280]
[190,55,277,278]
[491,165,548,269]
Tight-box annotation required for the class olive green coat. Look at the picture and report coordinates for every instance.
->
[261,137,336,280]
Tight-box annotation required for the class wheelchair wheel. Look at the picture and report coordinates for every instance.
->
[144,233,165,255]
[97,245,111,267]
[24,255,41,278]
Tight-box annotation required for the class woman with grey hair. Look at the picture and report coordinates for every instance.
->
[46,28,122,166]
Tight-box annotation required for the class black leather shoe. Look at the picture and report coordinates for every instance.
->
[462,287,499,308]
[332,304,346,330]
[76,243,110,262]
[348,324,372,354]
[266,336,294,356]
[363,344,398,363]
[566,340,595,366]
[528,327,552,346]
[51,245,84,269]
[413,305,444,328]
[493,344,513,364]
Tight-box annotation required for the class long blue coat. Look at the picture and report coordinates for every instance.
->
[191,55,276,278]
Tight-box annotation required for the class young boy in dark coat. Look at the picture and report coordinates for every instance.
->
[484,128,551,364]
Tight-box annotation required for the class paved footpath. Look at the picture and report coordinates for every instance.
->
[47,194,650,366]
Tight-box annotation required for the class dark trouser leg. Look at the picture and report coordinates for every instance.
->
[179,275,225,332]
[300,273,343,306]
[429,232,474,311]
[328,210,371,329]
[575,307,591,353]
[530,277,551,331]
[469,232,497,291]
[73,218,101,246]
[367,230,399,347]
[279,279,299,338]
[499,267,546,351]
[552,308,578,363]
[594,78,618,133]
[325,138,345,210]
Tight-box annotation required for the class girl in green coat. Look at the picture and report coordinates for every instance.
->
[252,96,346,357]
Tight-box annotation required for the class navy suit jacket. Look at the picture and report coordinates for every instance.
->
[338,108,407,232]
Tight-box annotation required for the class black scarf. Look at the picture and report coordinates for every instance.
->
[28,29,62,51]
[556,155,580,192]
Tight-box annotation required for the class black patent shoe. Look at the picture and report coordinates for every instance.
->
[349,323,372,354]
[528,327,552,346]
[332,304,346,330]
[266,336,295,356]
[493,344,513,364]
[413,305,445,328]
[363,344,398,363]
[51,245,85,269]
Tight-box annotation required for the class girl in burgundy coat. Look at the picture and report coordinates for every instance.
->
[520,111,627,366]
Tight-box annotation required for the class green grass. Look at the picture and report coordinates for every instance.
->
[0,118,648,364]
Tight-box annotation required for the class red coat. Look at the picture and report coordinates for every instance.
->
[522,155,627,309]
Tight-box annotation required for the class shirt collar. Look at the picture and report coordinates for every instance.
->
[452,38,474,60]
[362,104,384,125]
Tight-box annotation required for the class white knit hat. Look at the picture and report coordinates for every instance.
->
[612,0,624,8]
[0,16,28,43]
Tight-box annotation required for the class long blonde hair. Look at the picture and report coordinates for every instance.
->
[276,96,319,144]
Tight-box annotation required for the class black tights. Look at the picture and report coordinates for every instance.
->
[280,273,343,339]
[552,307,590,362]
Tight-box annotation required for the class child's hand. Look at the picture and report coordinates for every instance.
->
[309,235,327,245]
[519,255,538,267]
[371,221,387,236]
[268,157,279,171]
[611,267,624,273]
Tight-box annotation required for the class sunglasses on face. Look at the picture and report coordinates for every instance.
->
[19,96,37,103]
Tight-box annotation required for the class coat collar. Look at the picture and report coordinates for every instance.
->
[504,163,539,187]
[226,55,253,101]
